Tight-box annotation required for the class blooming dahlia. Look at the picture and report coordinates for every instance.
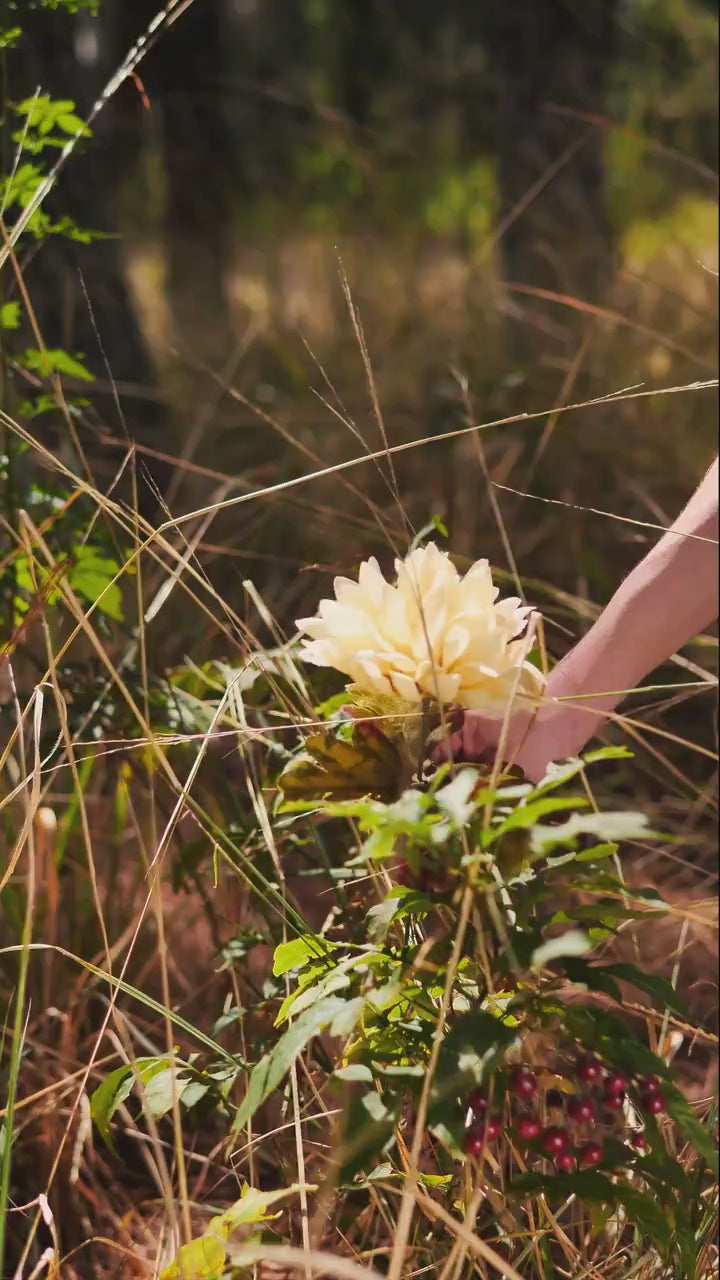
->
[297,543,544,715]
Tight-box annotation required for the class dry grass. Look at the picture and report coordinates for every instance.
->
[1,6,718,1276]
[1,340,717,1276]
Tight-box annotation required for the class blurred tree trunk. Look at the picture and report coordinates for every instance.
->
[482,0,619,356]
[122,0,234,377]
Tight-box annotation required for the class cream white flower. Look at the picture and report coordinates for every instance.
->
[296,543,545,715]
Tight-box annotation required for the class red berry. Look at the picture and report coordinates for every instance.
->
[631,1131,648,1150]
[467,1087,488,1116]
[463,1129,486,1157]
[567,1096,595,1124]
[604,1071,627,1094]
[638,1074,661,1094]
[541,1126,570,1156]
[546,1089,565,1110]
[464,1115,503,1154]
[555,1152,576,1174]
[640,1091,666,1116]
[484,1115,503,1141]
[579,1141,604,1168]
[515,1115,542,1142]
[575,1054,603,1084]
[602,1089,626,1112]
[510,1066,538,1098]
[394,863,417,887]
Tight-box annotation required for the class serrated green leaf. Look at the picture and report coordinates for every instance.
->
[216,1182,314,1232]
[142,1066,193,1120]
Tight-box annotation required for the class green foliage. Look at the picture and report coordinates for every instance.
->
[159,1185,313,1280]
[219,742,715,1271]
[13,94,91,151]
[90,1056,175,1148]
[0,19,128,653]
[90,1053,241,1150]
[19,347,94,381]
[11,545,124,625]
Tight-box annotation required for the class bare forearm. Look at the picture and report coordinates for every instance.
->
[446,461,718,782]
[518,459,718,769]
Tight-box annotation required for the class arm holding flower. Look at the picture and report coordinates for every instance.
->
[441,457,719,781]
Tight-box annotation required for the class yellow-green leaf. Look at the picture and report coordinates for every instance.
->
[159,1184,314,1279]
[278,726,403,802]
[159,1233,225,1280]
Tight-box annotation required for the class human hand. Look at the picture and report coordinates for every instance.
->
[433,693,591,785]
[432,707,535,774]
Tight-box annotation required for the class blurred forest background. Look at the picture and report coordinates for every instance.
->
[14,0,718,555]
[12,0,716,797]
[0,2,717,1272]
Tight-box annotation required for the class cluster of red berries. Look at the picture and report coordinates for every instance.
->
[462,1055,667,1170]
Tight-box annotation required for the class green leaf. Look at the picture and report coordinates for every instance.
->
[336,1088,398,1182]
[90,1056,172,1146]
[366,895,403,943]
[70,552,123,621]
[435,769,478,827]
[510,1168,671,1250]
[435,1009,517,1105]
[215,1182,313,1232]
[160,1185,312,1280]
[562,958,624,1004]
[663,1083,718,1176]
[530,810,654,853]
[56,112,91,136]
[493,795,586,839]
[21,347,94,381]
[272,934,335,976]
[583,746,635,765]
[143,1066,193,1121]
[535,747,633,792]
[598,962,689,1019]
[0,27,22,50]
[0,302,20,329]
[159,1233,226,1280]
[334,1064,373,1083]
[575,842,618,862]
[531,930,590,970]
[233,996,349,1132]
